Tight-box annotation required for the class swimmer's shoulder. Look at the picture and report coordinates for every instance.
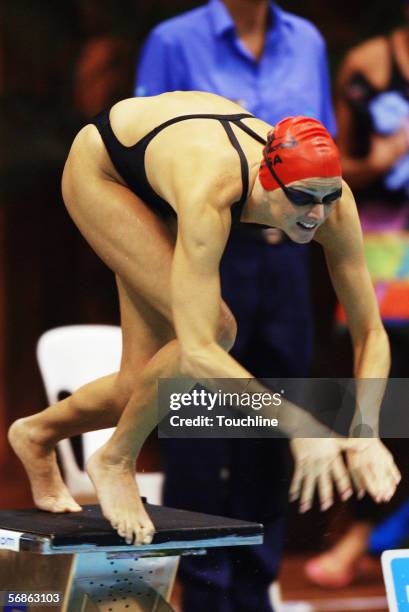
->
[158,132,245,212]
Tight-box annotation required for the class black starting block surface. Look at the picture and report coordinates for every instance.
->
[0,504,263,552]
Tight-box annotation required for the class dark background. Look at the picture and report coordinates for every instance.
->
[0,0,404,527]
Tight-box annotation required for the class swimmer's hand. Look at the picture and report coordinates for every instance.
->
[289,438,352,513]
[340,438,401,503]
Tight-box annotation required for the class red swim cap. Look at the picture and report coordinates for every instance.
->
[259,116,342,191]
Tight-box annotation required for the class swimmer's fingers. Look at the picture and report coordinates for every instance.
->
[318,470,333,511]
[365,463,399,503]
[349,467,366,500]
[289,463,304,503]
[376,462,400,502]
[289,438,345,511]
[384,464,401,501]
[361,463,387,501]
[299,471,316,514]
[389,462,402,486]
[346,440,400,503]
[330,455,353,503]
[349,457,388,503]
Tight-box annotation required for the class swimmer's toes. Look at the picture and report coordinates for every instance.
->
[140,520,155,544]
[125,525,135,545]
[116,520,127,540]
[36,496,81,513]
[61,502,82,513]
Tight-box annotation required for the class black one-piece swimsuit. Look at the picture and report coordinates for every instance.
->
[91,109,267,224]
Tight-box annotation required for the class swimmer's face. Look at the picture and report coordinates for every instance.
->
[268,177,343,243]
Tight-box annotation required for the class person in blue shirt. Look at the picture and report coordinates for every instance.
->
[136,1,335,130]
[135,2,336,610]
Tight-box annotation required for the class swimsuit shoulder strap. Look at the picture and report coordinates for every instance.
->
[219,119,250,223]
[128,112,256,150]
[221,117,267,224]
[234,119,267,145]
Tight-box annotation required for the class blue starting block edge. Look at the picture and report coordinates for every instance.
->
[0,504,264,556]
[382,549,409,612]
[0,528,263,555]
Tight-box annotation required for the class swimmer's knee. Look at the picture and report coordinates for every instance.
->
[217,309,237,352]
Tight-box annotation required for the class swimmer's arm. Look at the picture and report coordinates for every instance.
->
[172,197,336,436]
[168,147,252,380]
[173,198,358,510]
[315,181,390,434]
[172,199,248,379]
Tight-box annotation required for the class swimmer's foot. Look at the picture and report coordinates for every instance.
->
[86,445,155,545]
[8,418,82,513]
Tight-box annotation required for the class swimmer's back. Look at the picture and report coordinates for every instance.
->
[109,92,255,147]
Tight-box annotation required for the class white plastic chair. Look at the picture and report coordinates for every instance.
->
[36,324,163,504]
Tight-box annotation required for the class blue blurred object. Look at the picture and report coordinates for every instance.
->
[369,500,409,554]
[385,154,409,193]
[369,91,409,191]
[369,91,409,135]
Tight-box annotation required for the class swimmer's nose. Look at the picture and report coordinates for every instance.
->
[307,202,325,222]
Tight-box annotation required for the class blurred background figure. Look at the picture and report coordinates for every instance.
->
[135,1,335,610]
[305,0,409,589]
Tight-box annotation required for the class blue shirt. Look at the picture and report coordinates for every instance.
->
[135,0,336,134]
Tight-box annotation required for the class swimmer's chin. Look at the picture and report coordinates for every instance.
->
[296,234,315,244]
[285,229,316,244]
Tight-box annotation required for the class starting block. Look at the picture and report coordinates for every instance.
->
[0,503,263,611]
